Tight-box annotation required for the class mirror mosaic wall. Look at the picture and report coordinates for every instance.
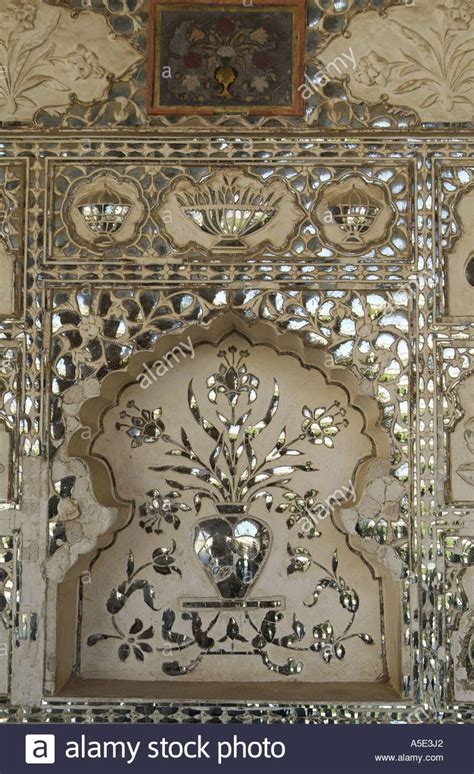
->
[0,0,472,724]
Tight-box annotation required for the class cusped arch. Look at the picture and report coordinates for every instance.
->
[49,314,402,702]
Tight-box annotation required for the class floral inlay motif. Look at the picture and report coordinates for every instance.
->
[116,401,165,449]
[301,402,348,448]
[139,489,190,534]
[148,1,304,114]
[85,343,380,678]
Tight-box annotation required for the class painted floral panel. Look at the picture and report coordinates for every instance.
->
[147,0,305,114]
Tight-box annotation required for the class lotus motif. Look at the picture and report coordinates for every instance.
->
[176,176,281,249]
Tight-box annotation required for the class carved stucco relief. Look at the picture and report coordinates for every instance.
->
[313,173,398,257]
[0,0,142,122]
[0,0,472,129]
[61,170,150,255]
[0,162,26,318]
[48,159,412,264]
[156,168,305,256]
[318,0,474,124]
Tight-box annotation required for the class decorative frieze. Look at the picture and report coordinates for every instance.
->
[48,158,413,265]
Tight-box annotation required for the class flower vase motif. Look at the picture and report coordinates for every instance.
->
[62,170,148,254]
[315,173,397,256]
[176,176,281,249]
[143,344,350,602]
[148,4,305,114]
[214,64,238,99]
[327,184,381,246]
[193,503,271,599]
[158,168,303,256]
[77,176,132,246]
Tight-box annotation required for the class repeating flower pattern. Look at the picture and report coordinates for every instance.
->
[138,489,190,534]
[301,402,348,447]
[116,401,165,448]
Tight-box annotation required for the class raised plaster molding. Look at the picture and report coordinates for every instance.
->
[156,169,304,256]
[318,0,474,124]
[0,0,142,122]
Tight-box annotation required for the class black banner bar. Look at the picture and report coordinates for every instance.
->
[3,722,472,773]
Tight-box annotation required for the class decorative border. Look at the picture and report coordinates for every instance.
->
[45,156,414,266]
[438,527,474,704]
[0,533,20,698]
[434,159,474,322]
[437,339,474,508]
[0,346,20,506]
[0,161,27,320]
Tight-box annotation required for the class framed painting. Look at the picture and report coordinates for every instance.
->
[147,0,306,115]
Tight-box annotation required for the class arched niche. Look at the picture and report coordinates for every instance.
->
[51,315,402,702]
[446,372,474,504]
